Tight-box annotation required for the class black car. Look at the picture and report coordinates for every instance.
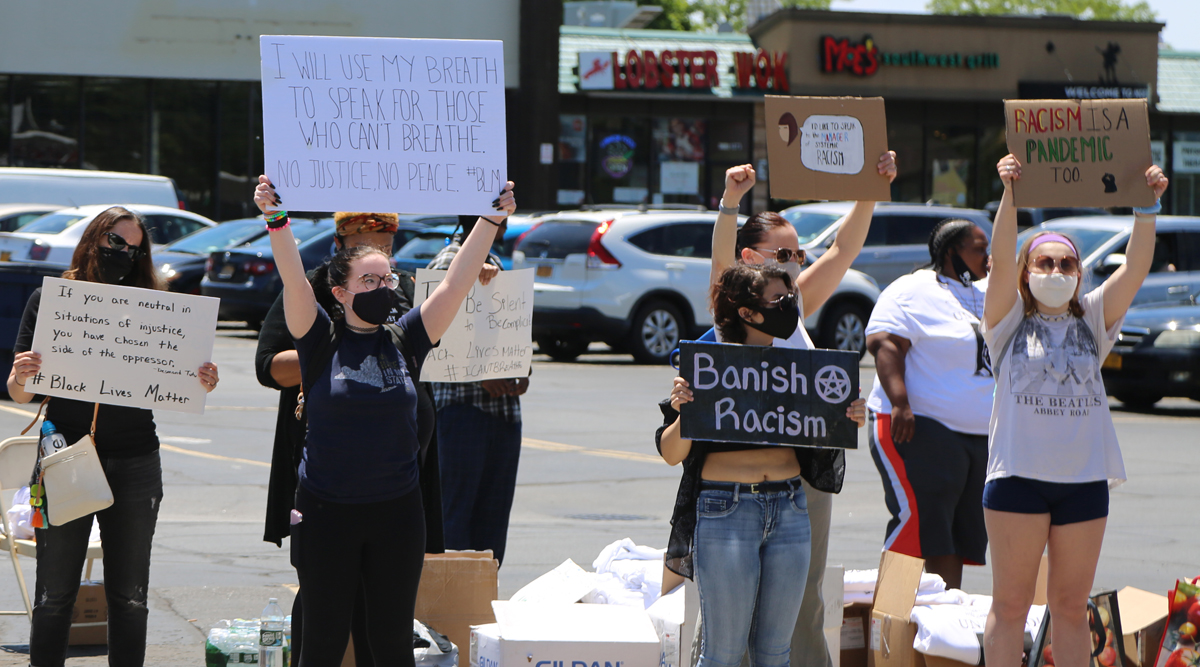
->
[154,218,268,294]
[1103,299,1200,408]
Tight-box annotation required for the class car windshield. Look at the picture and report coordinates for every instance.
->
[246,220,331,247]
[20,213,86,235]
[515,220,598,259]
[396,235,451,260]
[779,210,842,244]
[1016,225,1123,261]
[164,221,262,255]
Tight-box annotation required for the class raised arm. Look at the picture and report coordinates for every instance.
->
[710,165,756,287]
[794,151,896,317]
[420,182,516,343]
[254,176,316,339]
[1101,166,1169,330]
[984,155,1021,329]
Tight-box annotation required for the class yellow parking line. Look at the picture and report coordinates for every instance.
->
[159,443,270,468]
[0,403,36,418]
[522,437,664,464]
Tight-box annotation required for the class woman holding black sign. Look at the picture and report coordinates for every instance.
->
[253,176,514,667]
[981,155,1167,667]
[658,263,866,667]
[7,206,220,667]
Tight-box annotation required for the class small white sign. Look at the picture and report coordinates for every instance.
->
[260,35,507,216]
[540,142,554,165]
[800,114,865,175]
[29,278,219,414]
[660,162,700,195]
[578,51,615,90]
[1174,141,1200,174]
[1151,140,1165,170]
[413,268,534,382]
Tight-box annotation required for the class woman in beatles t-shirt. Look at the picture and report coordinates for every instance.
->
[7,206,220,667]
[980,155,1168,667]
[253,176,515,667]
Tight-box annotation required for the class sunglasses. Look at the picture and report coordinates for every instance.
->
[753,247,806,264]
[1029,255,1080,275]
[104,232,141,259]
[763,292,798,309]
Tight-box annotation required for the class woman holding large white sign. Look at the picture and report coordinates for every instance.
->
[7,206,220,667]
[253,175,515,666]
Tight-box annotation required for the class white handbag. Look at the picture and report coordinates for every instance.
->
[25,402,114,526]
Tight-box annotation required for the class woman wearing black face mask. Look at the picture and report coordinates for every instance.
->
[862,218,993,589]
[658,264,866,667]
[7,206,219,667]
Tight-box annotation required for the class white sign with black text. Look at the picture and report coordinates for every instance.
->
[260,35,507,216]
[413,268,534,383]
[29,278,219,414]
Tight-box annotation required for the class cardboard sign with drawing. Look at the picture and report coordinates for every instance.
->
[764,96,891,202]
[1004,99,1154,208]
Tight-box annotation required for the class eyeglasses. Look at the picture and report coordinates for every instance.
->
[353,272,400,291]
[104,232,141,259]
[753,247,806,264]
[1029,255,1081,275]
[763,292,798,309]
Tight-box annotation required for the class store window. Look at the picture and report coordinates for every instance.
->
[153,80,217,215]
[558,114,587,206]
[976,125,1008,210]
[927,126,976,207]
[11,76,81,168]
[219,82,258,221]
[888,122,922,203]
[0,76,9,166]
[84,78,149,174]
[707,120,750,210]
[1172,131,1200,216]
[591,117,649,205]
[653,118,705,205]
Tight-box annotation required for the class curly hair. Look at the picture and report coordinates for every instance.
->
[1017,231,1085,318]
[710,263,793,343]
[735,211,792,259]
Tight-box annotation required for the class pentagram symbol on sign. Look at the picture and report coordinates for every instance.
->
[815,365,851,404]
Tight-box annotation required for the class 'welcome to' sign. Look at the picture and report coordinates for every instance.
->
[678,341,858,449]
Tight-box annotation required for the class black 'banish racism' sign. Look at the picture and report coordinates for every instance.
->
[678,341,858,449]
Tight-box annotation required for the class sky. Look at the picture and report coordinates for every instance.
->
[827,0,1199,52]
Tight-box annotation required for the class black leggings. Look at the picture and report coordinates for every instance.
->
[292,484,425,667]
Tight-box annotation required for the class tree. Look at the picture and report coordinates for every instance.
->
[926,0,1156,21]
[644,0,698,31]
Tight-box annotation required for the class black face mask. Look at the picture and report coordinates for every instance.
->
[348,285,401,325]
[950,251,979,287]
[97,247,134,284]
[744,293,800,340]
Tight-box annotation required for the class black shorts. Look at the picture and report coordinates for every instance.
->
[982,476,1109,525]
[869,412,988,565]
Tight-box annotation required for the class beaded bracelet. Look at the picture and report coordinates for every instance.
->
[264,209,290,231]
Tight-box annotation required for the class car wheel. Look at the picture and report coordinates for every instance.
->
[819,302,869,359]
[1114,392,1163,410]
[536,336,589,362]
[629,301,683,365]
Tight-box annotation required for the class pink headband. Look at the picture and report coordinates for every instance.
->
[1028,233,1078,258]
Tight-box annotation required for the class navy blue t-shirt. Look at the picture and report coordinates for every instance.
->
[295,304,433,503]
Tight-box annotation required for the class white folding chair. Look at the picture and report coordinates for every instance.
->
[0,435,103,619]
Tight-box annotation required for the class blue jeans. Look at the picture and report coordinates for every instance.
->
[30,450,163,667]
[694,478,811,667]
[436,404,522,565]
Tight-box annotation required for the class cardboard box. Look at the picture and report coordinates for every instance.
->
[842,603,871,667]
[825,565,846,667]
[1117,587,1168,667]
[471,602,660,666]
[415,550,499,656]
[68,581,106,646]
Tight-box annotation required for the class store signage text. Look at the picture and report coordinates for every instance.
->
[821,35,999,77]
[733,50,789,93]
[611,50,721,90]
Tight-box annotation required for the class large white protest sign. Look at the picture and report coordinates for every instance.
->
[413,268,533,382]
[28,278,219,414]
[260,35,507,216]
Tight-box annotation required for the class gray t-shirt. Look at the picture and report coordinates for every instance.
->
[981,287,1126,485]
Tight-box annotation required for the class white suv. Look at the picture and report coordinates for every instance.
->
[512,210,881,364]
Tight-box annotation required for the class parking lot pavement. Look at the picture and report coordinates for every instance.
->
[0,335,1194,664]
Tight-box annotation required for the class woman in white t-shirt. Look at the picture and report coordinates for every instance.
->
[981,154,1168,667]
[864,218,994,590]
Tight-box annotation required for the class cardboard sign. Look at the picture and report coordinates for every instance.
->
[29,278,218,414]
[677,341,858,449]
[413,268,533,382]
[260,35,507,216]
[1004,99,1154,207]
[764,96,890,202]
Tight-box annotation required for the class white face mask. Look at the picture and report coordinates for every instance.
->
[1027,272,1078,308]
[762,257,802,281]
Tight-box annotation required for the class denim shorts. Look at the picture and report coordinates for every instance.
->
[982,476,1109,525]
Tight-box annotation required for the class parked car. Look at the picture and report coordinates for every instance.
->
[512,210,881,364]
[1016,216,1200,308]
[202,219,429,328]
[1103,298,1200,408]
[393,215,536,273]
[0,204,216,266]
[0,168,183,209]
[779,202,993,288]
[0,204,62,232]
[155,219,270,294]
[982,202,1108,229]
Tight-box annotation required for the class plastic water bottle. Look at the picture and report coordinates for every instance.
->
[258,598,285,667]
[39,420,68,459]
